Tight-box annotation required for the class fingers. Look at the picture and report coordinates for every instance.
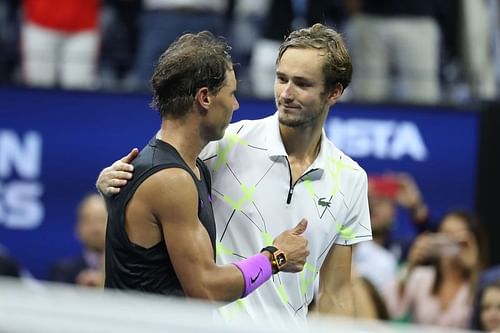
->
[112,160,134,173]
[101,167,133,183]
[97,167,133,196]
[292,218,308,235]
[271,219,309,273]
[109,176,129,187]
[104,170,132,188]
[121,148,139,164]
[105,187,122,195]
[96,149,137,197]
[111,170,134,181]
[284,250,309,273]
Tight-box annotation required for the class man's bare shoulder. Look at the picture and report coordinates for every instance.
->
[135,167,198,213]
[145,167,195,186]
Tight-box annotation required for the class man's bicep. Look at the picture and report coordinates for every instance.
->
[143,169,244,301]
[148,169,217,295]
[319,244,352,290]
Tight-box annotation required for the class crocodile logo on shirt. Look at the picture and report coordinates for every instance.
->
[318,197,331,208]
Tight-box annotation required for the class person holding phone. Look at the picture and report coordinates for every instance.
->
[385,210,488,328]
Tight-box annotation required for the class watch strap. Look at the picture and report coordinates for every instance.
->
[261,245,278,254]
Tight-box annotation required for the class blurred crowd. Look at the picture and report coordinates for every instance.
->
[0,0,499,102]
[1,193,107,288]
[347,172,500,331]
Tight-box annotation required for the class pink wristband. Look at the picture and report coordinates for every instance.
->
[233,253,272,298]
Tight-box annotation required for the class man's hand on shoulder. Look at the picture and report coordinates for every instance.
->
[96,148,139,196]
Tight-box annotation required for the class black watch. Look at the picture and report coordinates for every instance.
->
[261,246,287,273]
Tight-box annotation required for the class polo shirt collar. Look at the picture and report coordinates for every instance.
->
[265,111,331,172]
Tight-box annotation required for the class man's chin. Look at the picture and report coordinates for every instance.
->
[278,113,307,128]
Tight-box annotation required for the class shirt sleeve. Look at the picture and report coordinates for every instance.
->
[335,168,372,246]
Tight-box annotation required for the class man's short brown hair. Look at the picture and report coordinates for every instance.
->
[277,23,352,92]
[151,31,232,118]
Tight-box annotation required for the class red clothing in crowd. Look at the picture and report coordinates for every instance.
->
[24,0,99,32]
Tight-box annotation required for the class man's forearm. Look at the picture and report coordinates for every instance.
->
[317,281,355,316]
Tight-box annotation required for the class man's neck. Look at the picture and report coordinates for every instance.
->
[279,123,323,183]
[158,118,205,171]
[279,122,323,162]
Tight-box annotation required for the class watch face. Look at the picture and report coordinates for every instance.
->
[276,253,287,266]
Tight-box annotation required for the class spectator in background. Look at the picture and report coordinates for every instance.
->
[224,0,270,96]
[0,244,21,278]
[354,173,428,294]
[226,0,270,66]
[350,275,390,320]
[459,0,498,100]
[48,193,106,287]
[471,266,500,330]
[131,0,229,91]
[98,0,141,91]
[21,0,101,89]
[344,0,446,103]
[386,210,488,328]
[0,0,21,85]
[477,280,500,332]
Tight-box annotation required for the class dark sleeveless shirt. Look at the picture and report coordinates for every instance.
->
[104,137,216,296]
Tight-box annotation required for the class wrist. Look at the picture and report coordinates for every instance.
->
[233,254,272,298]
[260,248,277,274]
[261,246,287,274]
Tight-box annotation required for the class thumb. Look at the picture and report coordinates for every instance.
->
[121,148,139,163]
[292,218,308,235]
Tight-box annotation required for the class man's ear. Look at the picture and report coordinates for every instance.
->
[195,87,210,111]
[326,83,344,106]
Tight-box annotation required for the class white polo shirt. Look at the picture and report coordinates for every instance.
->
[200,112,372,321]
